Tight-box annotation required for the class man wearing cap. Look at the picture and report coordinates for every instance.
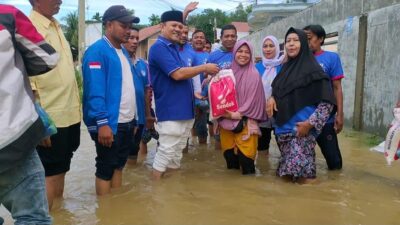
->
[82,5,140,195]
[29,0,81,209]
[149,10,219,180]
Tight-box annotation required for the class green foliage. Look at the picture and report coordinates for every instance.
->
[92,12,102,22]
[62,11,78,49]
[127,8,135,16]
[149,14,161,26]
[365,134,383,147]
[186,3,251,43]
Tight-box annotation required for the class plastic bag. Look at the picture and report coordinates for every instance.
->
[208,69,238,119]
[384,107,400,165]
[35,102,57,137]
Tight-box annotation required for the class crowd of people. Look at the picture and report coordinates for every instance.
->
[0,1,345,224]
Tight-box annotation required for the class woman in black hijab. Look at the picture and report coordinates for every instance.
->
[267,27,336,183]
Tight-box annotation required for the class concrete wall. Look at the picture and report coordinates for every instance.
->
[362,4,400,134]
[244,0,400,136]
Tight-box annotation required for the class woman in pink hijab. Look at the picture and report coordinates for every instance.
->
[218,40,267,175]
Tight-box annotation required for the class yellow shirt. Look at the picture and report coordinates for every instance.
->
[29,10,81,128]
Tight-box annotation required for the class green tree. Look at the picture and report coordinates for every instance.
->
[186,3,252,42]
[62,11,78,49]
[127,8,135,16]
[186,8,230,42]
[92,12,102,22]
[229,3,250,22]
[148,14,161,26]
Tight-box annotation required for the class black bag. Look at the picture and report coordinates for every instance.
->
[232,117,247,134]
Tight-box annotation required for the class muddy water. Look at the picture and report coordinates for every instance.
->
[2,129,400,225]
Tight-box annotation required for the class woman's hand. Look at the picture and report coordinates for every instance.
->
[266,97,277,117]
[224,110,242,120]
[296,121,313,137]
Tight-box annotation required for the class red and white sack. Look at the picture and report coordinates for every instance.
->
[384,107,400,165]
[208,69,238,120]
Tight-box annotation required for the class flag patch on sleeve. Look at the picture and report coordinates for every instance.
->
[89,62,101,69]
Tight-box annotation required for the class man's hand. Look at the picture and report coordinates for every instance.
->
[334,114,344,134]
[98,125,114,148]
[204,63,219,75]
[184,2,199,14]
[39,137,52,148]
[145,116,156,129]
[266,97,277,118]
[194,92,204,100]
[296,121,313,137]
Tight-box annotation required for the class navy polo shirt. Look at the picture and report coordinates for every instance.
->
[149,36,194,122]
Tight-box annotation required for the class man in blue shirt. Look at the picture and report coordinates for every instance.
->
[304,24,344,170]
[82,5,140,195]
[149,10,219,180]
[123,26,155,164]
[208,24,237,69]
[207,24,238,149]
[191,30,210,144]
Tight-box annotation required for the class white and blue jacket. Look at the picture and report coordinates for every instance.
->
[82,36,141,134]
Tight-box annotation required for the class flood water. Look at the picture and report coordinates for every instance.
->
[1,128,400,225]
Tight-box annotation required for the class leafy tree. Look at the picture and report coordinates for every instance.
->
[92,12,102,22]
[186,3,251,42]
[127,8,135,16]
[62,11,78,49]
[149,14,161,26]
[229,3,247,22]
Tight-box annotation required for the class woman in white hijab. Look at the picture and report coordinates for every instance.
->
[255,35,284,156]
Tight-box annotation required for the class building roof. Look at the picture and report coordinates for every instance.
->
[231,22,250,33]
[139,25,161,42]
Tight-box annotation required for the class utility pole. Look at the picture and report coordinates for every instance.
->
[78,0,85,70]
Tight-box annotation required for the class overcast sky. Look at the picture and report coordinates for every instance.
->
[4,0,288,24]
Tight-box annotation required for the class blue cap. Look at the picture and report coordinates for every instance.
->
[102,5,140,24]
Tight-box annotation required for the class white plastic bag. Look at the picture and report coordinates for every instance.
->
[384,107,400,165]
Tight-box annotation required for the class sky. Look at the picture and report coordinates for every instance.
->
[3,0,287,24]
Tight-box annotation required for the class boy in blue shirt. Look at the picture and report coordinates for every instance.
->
[149,10,219,180]
[304,24,344,170]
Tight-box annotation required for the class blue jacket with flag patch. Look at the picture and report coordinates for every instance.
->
[82,37,139,134]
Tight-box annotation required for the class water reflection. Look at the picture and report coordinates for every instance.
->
[2,129,400,225]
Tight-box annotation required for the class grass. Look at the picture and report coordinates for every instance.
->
[365,133,384,147]
[342,128,384,147]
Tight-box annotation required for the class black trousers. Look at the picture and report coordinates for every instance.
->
[316,123,343,170]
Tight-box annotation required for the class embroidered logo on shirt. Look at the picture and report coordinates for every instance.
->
[89,62,101,69]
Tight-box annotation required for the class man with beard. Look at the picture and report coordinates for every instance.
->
[82,5,140,195]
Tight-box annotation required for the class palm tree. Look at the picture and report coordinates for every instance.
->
[62,11,78,49]
[92,12,102,22]
[149,14,161,26]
